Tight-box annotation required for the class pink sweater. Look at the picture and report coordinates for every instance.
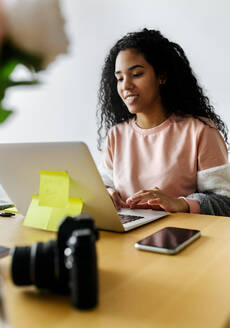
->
[101,115,228,213]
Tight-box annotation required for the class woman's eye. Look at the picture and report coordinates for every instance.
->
[116,72,143,82]
[133,72,143,77]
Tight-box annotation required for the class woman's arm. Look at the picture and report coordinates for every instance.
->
[126,188,230,216]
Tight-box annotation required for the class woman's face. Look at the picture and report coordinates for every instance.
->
[115,48,163,115]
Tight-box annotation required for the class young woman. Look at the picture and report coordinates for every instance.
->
[97,28,230,216]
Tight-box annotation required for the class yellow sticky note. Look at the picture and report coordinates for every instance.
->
[23,195,52,230]
[47,198,83,231]
[23,195,83,231]
[24,170,83,231]
[39,170,69,208]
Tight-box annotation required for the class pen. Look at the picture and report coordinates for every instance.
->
[0,212,15,217]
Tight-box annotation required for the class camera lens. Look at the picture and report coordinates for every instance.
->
[11,246,31,286]
[11,240,58,289]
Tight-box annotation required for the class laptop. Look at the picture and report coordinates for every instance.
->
[0,142,168,232]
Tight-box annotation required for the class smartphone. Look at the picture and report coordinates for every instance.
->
[135,226,201,255]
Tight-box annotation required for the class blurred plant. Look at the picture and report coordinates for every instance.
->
[0,0,69,123]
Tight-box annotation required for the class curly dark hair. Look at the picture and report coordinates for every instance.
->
[97,28,228,150]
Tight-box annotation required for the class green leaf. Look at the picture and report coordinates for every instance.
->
[0,38,43,124]
[0,60,19,79]
[0,87,6,102]
[0,105,13,124]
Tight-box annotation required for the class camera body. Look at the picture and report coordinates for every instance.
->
[11,214,99,309]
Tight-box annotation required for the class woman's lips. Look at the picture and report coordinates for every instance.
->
[125,95,139,105]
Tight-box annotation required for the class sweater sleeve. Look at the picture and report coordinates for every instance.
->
[186,123,230,216]
[183,163,230,215]
[186,192,230,216]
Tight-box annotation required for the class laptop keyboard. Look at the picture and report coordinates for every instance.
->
[118,214,144,224]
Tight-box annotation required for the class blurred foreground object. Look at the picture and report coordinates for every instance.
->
[0,0,69,123]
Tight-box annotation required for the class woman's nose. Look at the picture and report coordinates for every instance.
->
[122,77,134,90]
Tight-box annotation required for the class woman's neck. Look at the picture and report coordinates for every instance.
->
[135,110,168,129]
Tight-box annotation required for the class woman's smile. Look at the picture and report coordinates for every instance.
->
[124,94,139,105]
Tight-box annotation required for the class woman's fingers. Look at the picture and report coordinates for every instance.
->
[111,193,124,210]
[107,188,127,210]
[115,186,189,213]
[148,197,167,210]
[116,197,127,209]
[134,202,162,210]
[107,187,175,211]
[126,188,160,207]
[126,191,155,202]
[148,195,189,212]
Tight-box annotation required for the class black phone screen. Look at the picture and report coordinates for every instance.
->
[137,227,200,250]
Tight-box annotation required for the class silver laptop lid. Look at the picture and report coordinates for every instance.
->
[0,141,124,232]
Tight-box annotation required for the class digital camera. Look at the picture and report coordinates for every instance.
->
[11,214,99,309]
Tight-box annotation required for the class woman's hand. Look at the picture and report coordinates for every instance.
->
[107,187,127,210]
[126,187,189,213]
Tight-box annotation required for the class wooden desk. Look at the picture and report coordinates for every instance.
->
[1,212,230,328]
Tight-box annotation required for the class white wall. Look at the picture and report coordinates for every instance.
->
[0,0,230,196]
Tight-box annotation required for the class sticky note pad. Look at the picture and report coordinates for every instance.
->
[23,170,83,231]
[23,195,53,230]
[46,198,83,231]
[39,170,69,208]
[24,196,83,231]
